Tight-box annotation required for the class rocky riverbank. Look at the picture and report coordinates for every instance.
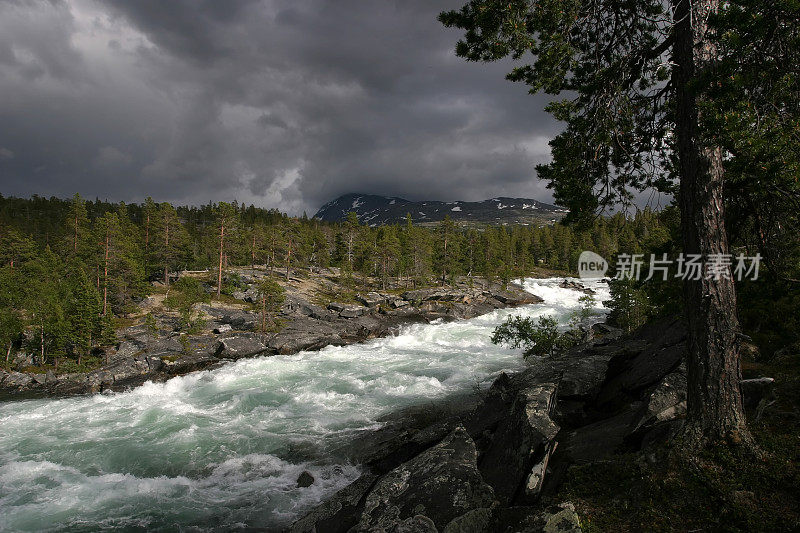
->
[0,270,543,399]
[289,317,774,533]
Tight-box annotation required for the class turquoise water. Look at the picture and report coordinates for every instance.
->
[0,279,608,532]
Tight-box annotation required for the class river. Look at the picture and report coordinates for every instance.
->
[0,278,608,532]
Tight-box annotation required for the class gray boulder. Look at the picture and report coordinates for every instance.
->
[479,383,560,504]
[338,305,366,319]
[741,377,776,415]
[401,288,441,303]
[268,319,343,354]
[213,324,233,334]
[628,368,687,439]
[115,340,145,359]
[296,302,334,321]
[232,287,258,302]
[597,318,686,409]
[351,427,496,532]
[146,335,185,357]
[289,473,377,533]
[357,292,387,307]
[296,471,315,488]
[490,288,544,306]
[494,502,583,532]
[214,334,270,359]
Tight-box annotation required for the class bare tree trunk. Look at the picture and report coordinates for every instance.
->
[285,238,292,281]
[347,232,353,270]
[269,236,275,277]
[144,213,150,262]
[102,227,109,316]
[164,219,170,286]
[673,0,749,446]
[443,234,448,284]
[217,220,225,297]
[261,296,266,333]
[40,321,45,366]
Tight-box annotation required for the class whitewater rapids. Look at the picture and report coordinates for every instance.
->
[0,278,608,532]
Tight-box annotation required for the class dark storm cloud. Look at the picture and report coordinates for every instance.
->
[0,0,560,214]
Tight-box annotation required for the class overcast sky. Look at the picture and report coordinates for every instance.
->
[0,0,563,215]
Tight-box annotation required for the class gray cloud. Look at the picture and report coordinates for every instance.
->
[0,0,561,214]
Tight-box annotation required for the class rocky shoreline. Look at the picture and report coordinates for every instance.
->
[288,317,774,533]
[0,272,542,399]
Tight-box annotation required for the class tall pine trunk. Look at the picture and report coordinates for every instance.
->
[164,220,170,287]
[102,227,109,316]
[673,0,749,446]
[285,238,292,281]
[217,221,225,297]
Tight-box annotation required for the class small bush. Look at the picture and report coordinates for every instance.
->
[165,277,209,332]
[491,315,578,358]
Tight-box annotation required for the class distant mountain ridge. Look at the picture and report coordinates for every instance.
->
[313,193,567,226]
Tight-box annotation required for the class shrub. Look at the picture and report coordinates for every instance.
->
[491,315,578,358]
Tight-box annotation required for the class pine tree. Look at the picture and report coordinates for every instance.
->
[440,0,783,445]
[377,226,401,290]
[344,211,360,271]
[0,265,23,363]
[152,202,187,286]
[70,266,100,367]
[67,193,91,262]
[255,278,285,332]
[435,216,457,284]
[213,202,239,297]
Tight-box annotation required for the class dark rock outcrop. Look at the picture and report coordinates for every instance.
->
[289,474,378,533]
[292,315,704,533]
[297,471,315,488]
[479,383,560,505]
[351,427,496,532]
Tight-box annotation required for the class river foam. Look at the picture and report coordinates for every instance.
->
[0,278,608,531]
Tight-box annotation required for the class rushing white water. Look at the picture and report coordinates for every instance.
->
[0,278,608,532]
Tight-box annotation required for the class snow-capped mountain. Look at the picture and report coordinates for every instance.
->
[313,193,567,226]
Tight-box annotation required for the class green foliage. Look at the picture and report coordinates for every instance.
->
[440,0,675,224]
[605,278,652,334]
[144,312,159,344]
[179,333,191,355]
[491,315,577,358]
[570,294,598,327]
[0,187,797,368]
[221,271,245,296]
[165,277,209,332]
[98,312,117,347]
[254,278,285,332]
[70,267,101,362]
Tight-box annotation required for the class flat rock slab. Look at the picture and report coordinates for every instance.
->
[268,319,343,354]
[214,334,270,359]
